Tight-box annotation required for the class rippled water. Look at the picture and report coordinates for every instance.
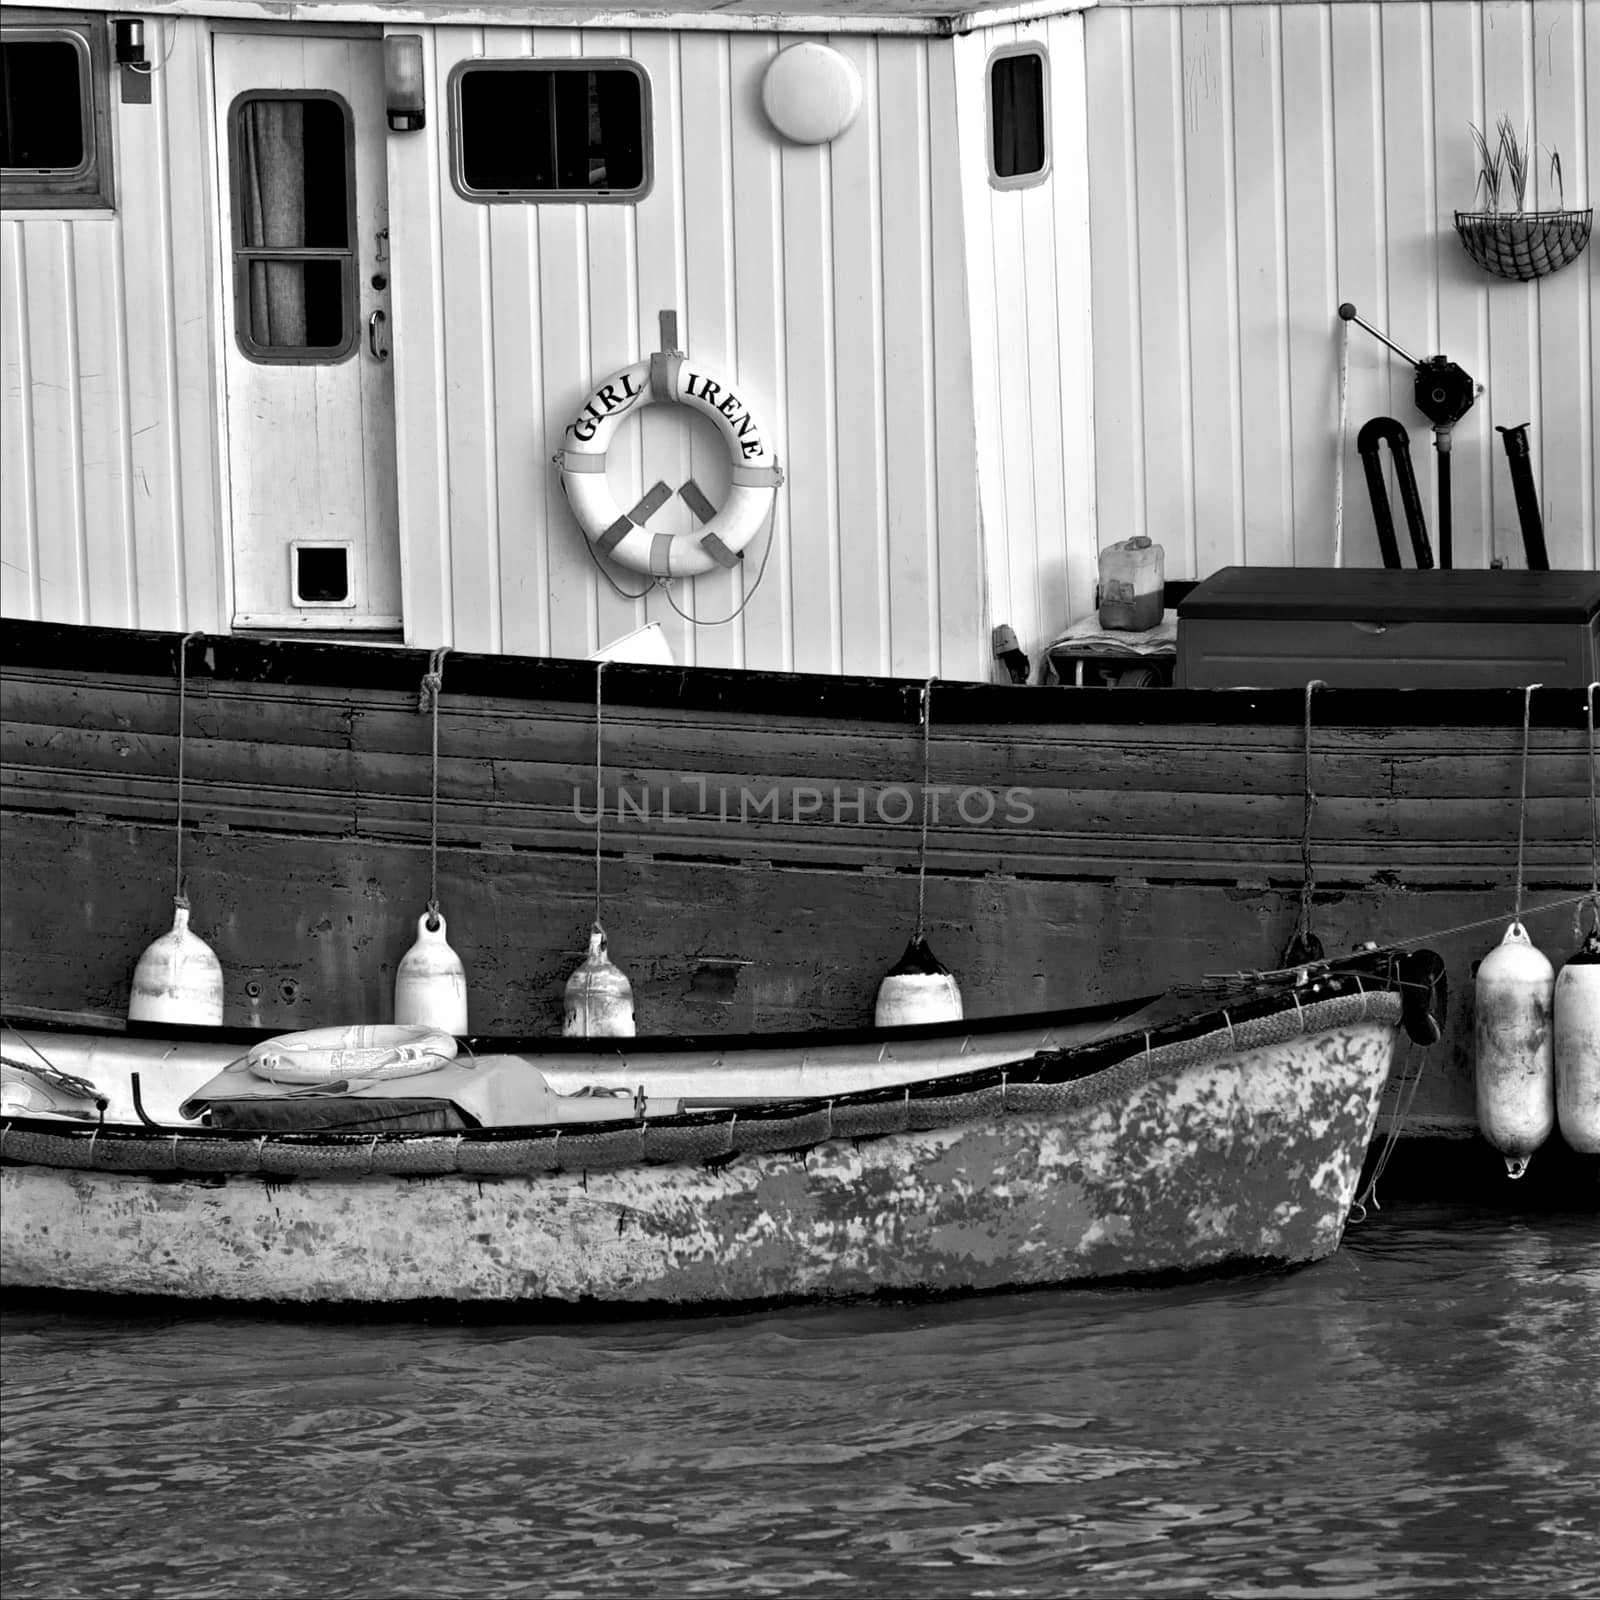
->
[3,1204,1598,1599]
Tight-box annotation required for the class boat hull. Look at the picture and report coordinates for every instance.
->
[5,621,1587,1146]
[1,1015,1397,1305]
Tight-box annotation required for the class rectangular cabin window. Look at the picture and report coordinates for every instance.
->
[450,60,650,202]
[988,45,1049,189]
[0,16,114,209]
[228,92,357,362]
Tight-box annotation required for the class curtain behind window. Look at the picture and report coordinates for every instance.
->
[992,55,1044,179]
[240,99,307,346]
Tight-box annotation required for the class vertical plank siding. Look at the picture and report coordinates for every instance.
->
[388,24,984,678]
[957,12,1097,668]
[3,5,1593,672]
[1,18,982,677]
[1084,0,1599,589]
[0,16,222,632]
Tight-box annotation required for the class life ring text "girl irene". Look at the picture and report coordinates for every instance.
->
[557,355,782,580]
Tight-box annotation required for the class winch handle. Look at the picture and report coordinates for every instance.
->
[1338,303,1419,367]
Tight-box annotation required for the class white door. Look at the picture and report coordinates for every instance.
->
[214,32,400,630]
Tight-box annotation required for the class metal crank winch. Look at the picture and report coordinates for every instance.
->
[1339,303,1479,570]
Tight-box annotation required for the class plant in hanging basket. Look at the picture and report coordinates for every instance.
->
[1455,116,1591,281]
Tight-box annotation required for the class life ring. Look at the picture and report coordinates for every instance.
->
[246,1024,458,1086]
[556,353,782,579]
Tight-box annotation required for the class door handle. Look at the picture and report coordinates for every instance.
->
[368,308,390,362]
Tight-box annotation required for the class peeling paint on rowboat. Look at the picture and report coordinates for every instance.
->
[0,1022,1395,1305]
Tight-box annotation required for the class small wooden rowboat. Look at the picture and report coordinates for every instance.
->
[0,948,1442,1308]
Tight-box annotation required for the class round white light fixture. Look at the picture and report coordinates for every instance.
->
[761,43,863,145]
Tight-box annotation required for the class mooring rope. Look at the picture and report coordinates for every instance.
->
[0,1052,106,1112]
[172,631,203,907]
[576,495,780,625]
[1583,681,1598,938]
[914,678,934,943]
[577,533,658,602]
[418,647,449,928]
[1350,1036,1429,1221]
[593,659,607,924]
[1287,679,1327,959]
[1204,890,1599,991]
[1513,682,1541,926]
[662,501,780,628]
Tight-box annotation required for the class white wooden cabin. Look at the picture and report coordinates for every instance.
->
[3,0,1595,680]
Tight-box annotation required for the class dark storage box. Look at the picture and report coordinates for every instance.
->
[1175,568,1600,689]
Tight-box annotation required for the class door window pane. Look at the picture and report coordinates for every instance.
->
[453,62,649,201]
[245,259,348,350]
[238,98,349,248]
[231,92,356,362]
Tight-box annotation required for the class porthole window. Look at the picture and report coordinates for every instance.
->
[0,13,114,209]
[227,92,358,363]
[450,60,651,203]
[988,44,1049,189]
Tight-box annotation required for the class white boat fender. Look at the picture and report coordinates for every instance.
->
[128,897,224,1027]
[874,937,963,1028]
[394,910,470,1035]
[555,355,782,580]
[1553,919,1600,1155]
[1473,921,1555,1177]
[563,922,637,1038]
[247,1024,458,1085]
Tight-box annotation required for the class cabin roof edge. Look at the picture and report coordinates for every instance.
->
[17,0,1098,39]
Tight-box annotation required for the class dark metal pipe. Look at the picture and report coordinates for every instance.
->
[1436,432,1453,571]
[1496,423,1550,570]
[130,1071,164,1129]
[1357,418,1435,570]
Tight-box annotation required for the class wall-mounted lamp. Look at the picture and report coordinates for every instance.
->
[384,35,425,132]
[113,18,146,68]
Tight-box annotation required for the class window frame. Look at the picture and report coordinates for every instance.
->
[447,57,653,205]
[0,11,115,211]
[986,41,1051,192]
[226,87,359,366]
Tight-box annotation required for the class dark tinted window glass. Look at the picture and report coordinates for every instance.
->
[1,39,86,170]
[991,52,1046,179]
[458,66,646,195]
[461,70,552,190]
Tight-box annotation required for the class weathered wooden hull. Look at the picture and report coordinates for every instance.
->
[0,997,1400,1305]
[2,622,1592,1145]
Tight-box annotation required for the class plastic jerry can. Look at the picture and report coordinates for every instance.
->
[1098,537,1165,631]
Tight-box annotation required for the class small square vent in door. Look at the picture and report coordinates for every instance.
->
[291,542,353,606]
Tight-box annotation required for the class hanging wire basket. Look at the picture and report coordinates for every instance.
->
[1453,208,1593,281]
